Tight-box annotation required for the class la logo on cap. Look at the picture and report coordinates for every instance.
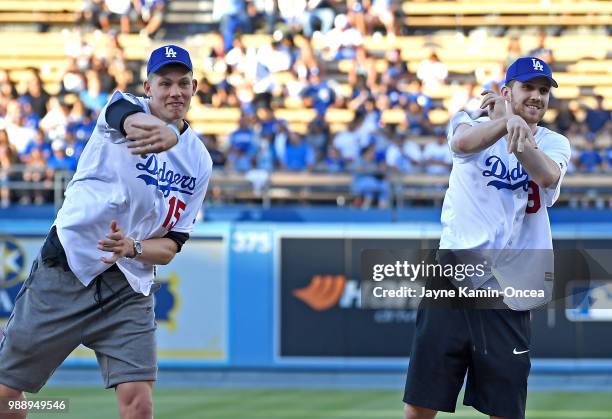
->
[532,58,544,71]
[165,46,177,58]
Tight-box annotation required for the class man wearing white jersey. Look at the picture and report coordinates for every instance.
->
[403,57,570,419]
[0,45,212,419]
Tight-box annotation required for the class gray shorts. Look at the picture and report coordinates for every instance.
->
[0,256,159,393]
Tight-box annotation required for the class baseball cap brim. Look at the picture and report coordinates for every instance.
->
[148,60,192,75]
[511,72,558,88]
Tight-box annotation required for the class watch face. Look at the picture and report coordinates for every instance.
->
[135,241,143,255]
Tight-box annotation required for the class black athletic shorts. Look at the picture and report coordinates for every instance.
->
[403,284,531,418]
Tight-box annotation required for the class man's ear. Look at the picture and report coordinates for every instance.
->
[191,78,198,96]
[501,85,511,101]
[143,79,151,97]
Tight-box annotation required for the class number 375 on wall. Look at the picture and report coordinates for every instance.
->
[232,231,272,253]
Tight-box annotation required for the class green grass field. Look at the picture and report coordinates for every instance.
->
[24,388,612,418]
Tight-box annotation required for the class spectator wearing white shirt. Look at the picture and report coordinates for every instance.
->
[333,116,362,163]
[300,0,336,37]
[257,39,293,73]
[4,100,37,155]
[448,81,483,119]
[365,0,398,36]
[103,0,133,33]
[323,13,363,60]
[416,52,448,90]
[134,0,167,39]
[422,129,452,175]
[385,134,422,174]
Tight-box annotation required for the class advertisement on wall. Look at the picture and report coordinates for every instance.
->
[0,234,228,364]
[277,234,612,360]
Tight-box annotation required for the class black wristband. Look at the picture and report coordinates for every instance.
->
[106,98,145,135]
[164,231,190,253]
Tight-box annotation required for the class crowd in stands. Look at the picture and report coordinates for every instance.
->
[0,0,610,208]
[0,25,129,207]
[80,0,167,38]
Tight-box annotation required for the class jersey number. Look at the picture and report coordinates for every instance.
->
[526,181,541,214]
[163,196,186,230]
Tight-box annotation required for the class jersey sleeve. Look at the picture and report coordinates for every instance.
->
[447,111,487,162]
[538,132,571,207]
[97,91,149,144]
[169,149,213,234]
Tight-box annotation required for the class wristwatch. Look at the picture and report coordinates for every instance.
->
[128,238,143,258]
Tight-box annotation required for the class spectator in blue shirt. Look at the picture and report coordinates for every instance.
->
[80,70,109,113]
[64,126,87,161]
[283,133,315,171]
[316,144,345,173]
[384,48,409,82]
[383,78,405,109]
[47,140,78,172]
[584,95,611,140]
[405,79,432,111]
[229,115,257,155]
[301,68,336,116]
[577,141,603,173]
[405,101,432,136]
[257,106,280,138]
[21,128,51,163]
[350,143,389,208]
[19,97,40,130]
[68,112,96,143]
[226,148,253,172]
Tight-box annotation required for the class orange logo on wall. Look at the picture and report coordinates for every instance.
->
[293,275,347,311]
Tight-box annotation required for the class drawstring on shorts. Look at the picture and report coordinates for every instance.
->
[93,275,128,313]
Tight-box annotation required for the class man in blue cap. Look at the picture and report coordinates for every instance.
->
[0,45,212,419]
[403,56,570,419]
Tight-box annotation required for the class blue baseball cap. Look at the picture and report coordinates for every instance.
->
[505,56,558,88]
[147,44,192,75]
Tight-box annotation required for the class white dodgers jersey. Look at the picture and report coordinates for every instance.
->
[441,111,571,309]
[55,91,213,295]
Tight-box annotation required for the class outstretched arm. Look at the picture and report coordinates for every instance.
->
[105,98,180,155]
[452,89,539,155]
[450,91,510,154]
[123,113,180,155]
[450,118,508,155]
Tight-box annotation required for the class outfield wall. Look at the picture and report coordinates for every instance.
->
[1,215,612,372]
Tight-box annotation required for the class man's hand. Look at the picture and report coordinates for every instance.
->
[505,100,535,153]
[480,89,507,120]
[125,122,178,155]
[98,220,135,264]
[123,112,179,155]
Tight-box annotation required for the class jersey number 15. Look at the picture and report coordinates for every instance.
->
[163,196,186,230]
